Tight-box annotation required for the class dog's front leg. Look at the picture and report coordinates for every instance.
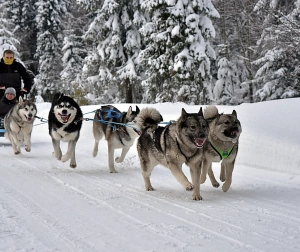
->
[115,147,130,163]
[222,160,235,192]
[168,163,193,190]
[108,144,117,173]
[200,159,208,184]
[61,140,77,167]
[208,164,220,188]
[190,163,202,200]
[52,139,62,160]
[23,129,32,152]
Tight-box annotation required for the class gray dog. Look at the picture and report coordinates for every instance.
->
[136,107,209,200]
[92,105,140,173]
[200,105,242,192]
[4,96,37,154]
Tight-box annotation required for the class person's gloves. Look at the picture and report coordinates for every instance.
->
[0,86,5,90]
[20,88,28,93]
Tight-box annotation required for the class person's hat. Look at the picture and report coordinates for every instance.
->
[5,87,16,96]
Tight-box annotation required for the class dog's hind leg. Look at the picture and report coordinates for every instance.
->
[107,144,117,173]
[140,161,155,191]
[115,147,130,164]
[52,139,62,160]
[92,122,104,157]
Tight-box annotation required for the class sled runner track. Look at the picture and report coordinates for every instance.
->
[0,164,96,251]
[3,155,188,250]
[81,174,299,251]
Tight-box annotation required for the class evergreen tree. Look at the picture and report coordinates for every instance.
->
[0,0,20,52]
[139,0,219,104]
[7,0,38,71]
[213,57,240,104]
[253,0,300,101]
[35,0,68,101]
[60,0,88,101]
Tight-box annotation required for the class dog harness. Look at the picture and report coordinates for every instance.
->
[209,142,234,159]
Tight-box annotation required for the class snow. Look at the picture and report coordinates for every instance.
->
[1,98,300,252]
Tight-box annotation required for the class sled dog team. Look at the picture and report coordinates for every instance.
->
[3,93,242,200]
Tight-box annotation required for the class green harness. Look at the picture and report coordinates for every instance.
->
[209,142,234,159]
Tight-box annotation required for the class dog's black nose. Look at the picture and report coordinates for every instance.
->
[199,133,206,139]
[62,109,67,115]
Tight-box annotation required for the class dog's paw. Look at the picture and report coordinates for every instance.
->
[192,193,203,201]
[146,186,155,191]
[220,175,226,182]
[212,182,220,188]
[70,163,77,168]
[222,182,231,192]
[61,154,70,162]
[115,157,124,163]
[25,145,31,152]
[14,151,20,155]
[52,152,62,160]
[92,150,98,157]
[185,183,194,191]
[109,169,118,173]
[200,176,207,184]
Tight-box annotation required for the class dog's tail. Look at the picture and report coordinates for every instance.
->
[204,105,219,120]
[136,108,163,131]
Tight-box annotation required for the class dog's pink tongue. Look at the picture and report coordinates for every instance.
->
[195,138,204,147]
[61,115,69,122]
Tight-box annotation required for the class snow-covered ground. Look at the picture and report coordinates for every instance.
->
[1,98,300,252]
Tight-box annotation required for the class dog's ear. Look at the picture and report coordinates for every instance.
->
[181,108,187,120]
[198,107,203,117]
[136,106,140,114]
[30,96,35,102]
[127,106,133,115]
[18,96,23,104]
[232,110,237,117]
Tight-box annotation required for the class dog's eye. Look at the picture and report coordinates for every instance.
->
[224,121,230,125]
[190,125,196,131]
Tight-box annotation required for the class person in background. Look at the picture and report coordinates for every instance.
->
[0,87,18,117]
[0,49,32,98]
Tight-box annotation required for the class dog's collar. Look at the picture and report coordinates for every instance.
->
[209,142,234,159]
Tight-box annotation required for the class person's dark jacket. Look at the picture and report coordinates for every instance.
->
[0,96,18,117]
[0,58,32,97]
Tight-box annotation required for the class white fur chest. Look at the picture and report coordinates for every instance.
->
[51,125,78,142]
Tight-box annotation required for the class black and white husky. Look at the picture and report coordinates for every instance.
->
[48,93,83,168]
[92,105,140,173]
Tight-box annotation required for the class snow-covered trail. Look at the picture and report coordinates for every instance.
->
[1,101,300,252]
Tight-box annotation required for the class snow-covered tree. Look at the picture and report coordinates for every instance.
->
[7,0,38,68]
[35,0,68,101]
[213,57,241,104]
[60,0,88,103]
[253,0,300,101]
[0,1,20,52]
[139,0,219,104]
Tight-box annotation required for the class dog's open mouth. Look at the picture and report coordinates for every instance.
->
[224,129,239,138]
[59,113,71,123]
[25,116,33,122]
[193,137,205,148]
[134,128,142,136]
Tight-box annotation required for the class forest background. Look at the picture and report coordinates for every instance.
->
[0,0,299,105]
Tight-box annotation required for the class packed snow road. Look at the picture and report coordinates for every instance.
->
[0,100,300,252]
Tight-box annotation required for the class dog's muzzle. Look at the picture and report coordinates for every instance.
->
[193,134,206,148]
[224,127,239,138]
